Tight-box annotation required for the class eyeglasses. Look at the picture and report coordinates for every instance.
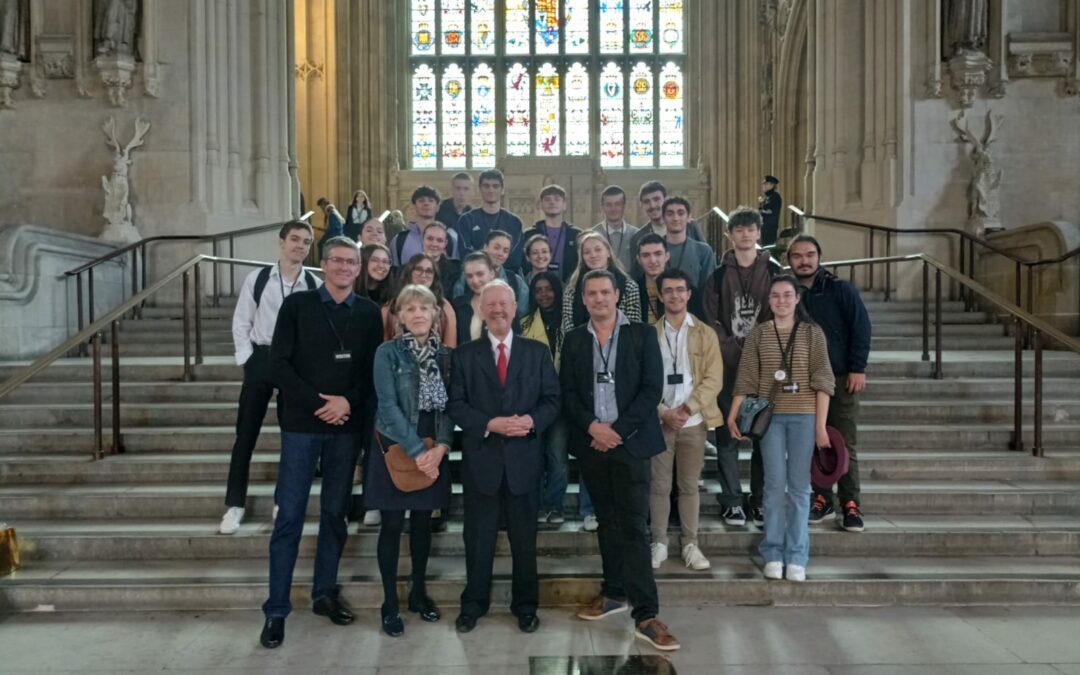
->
[661,287,689,296]
[414,268,435,276]
[324,256,359,267]
[369,257,391,266]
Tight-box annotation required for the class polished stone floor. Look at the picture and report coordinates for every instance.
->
[3,605,1080,674]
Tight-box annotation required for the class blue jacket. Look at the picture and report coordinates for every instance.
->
[372,338,455,457]
[800,269,871,375]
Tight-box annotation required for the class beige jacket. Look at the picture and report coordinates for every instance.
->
[655,315,725,428]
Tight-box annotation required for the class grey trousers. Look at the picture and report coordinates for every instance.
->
[714,364,763,509]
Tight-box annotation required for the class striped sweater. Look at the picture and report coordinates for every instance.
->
[734,320,836,414]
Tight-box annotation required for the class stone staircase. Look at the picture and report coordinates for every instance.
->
[2,293,1080,612]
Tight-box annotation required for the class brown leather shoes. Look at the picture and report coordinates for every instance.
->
[634,617,681,651]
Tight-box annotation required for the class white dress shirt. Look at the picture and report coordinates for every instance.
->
[487,329,514,367]
[660,314,702,427]
[231,263,321,365]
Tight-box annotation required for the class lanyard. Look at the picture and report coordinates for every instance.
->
[663,320,682,376]
[736,264,754,300]
[593,327,617,374]
[547,222,567,261]
[603,223,625,259]
[322,302,354,351]
[279,267,300,300]
[772,320,801,379]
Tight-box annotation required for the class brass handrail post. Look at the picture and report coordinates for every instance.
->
[934,268,943,379]
[110,320,123,455]
[76,272,86,356]
[1012,316,1024,451]
[229,237,236,297]
[967,238,976,311]
[884,233,892,302]
[194,262,204,365]
[91,332,104,460]
[182,270,192,382]
[922,261,930,361]
[212,240,220,307]
[1033,329,1043,458]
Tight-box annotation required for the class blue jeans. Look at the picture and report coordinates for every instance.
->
[758,413,815,567]
[540,417,593,517]
[263,431,360,619]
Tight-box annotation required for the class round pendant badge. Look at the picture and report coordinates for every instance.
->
[774,369,787,382]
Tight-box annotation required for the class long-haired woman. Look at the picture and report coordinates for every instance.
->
[560,231,642,336]
[382,253,457,347]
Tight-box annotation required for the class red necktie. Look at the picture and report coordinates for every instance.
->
[496,343,508,386]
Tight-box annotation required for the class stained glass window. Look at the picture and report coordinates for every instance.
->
[565,63,590,156]
[598,62,624,167]
[506,62,531,156]
[564,0,590,54]
[407,1,687,168]
[441,0,466,55]
[411,64,438,168]
[658,62,684,167]
[534,0,561,55]
[441,63,468,167]
[535,62,561,155]
[629,0,654,53]
[628,62,654,167]
[471,63,497,167]
[505,0,530,55]
[471,0,496,55]
[658,0,685,54]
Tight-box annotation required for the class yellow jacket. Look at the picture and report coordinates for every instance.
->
[654,315,725,428]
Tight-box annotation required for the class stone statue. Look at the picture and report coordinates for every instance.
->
[100,116,150,243]
[950,110,1003,234]
[944,0,988,55]
[94,0,139,57]
[0,0,28,59]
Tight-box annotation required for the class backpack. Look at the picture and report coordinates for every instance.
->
[252,266,318,307]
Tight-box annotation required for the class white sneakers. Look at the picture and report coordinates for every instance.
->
[219,507,245,535]
[763,561,784,580]
[786,564,806,582]
[582,515,599,532]
[682,543,711,571]
[650,543,669,569]
[363,510,381,526]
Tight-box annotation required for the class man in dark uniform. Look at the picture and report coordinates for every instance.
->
[758,175,783,247]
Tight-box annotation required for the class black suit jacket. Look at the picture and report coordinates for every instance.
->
[448,335,562,496]
[559,321,665,461]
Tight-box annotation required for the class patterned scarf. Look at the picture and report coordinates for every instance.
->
[402,330,448,412]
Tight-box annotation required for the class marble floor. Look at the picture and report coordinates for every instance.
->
[2,605,1080,674]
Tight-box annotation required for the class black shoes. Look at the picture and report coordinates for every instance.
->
[260,617,285,649]
[408,594,441,622]
[750,507,765,528]
[517,613,540,633]
[455,613,478,633]
[381,612,405,637]
[312,595,354,626]
[841,501,865,532]
[809,494,835,523]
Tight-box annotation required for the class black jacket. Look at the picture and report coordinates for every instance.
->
[559,321,665,462]
[800,268,871,375]
[270,289,382,434]
[448,336,561,496]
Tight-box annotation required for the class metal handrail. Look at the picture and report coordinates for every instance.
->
[0,254,322,458]
[819,252,1080,458]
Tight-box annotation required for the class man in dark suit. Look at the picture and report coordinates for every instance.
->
[559,269,681,652]
[448,279,562,635]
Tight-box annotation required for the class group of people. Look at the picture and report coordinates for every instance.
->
[224,171,870,653]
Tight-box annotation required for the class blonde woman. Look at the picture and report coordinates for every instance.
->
[561,231,642,335]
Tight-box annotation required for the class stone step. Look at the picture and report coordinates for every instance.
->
[2,555,1078,612]
[5,398,1077,429]
[119,318,232,332]
[116,342,235,357]
[862,310,992,324]
[139,305,236,320]
[11,516,1080,562]
[871,336,1016,350]
[1,480,1078,519]
[4,450,1078,484]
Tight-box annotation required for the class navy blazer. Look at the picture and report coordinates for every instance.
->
[559,321,665,461]
[448,335,562,496]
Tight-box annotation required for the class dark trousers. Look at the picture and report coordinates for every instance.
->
[714,365,764,509]
[377,509,433,616]
[225,346,275,508]
[460,475,539,618]
[578,448,659,623]
[813,384,861,506]
[262,431,360,619]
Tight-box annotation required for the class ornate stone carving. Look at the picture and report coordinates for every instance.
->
[94,0,139,57]
[0,53,20,108]
[1007,33,1074,78]
[947,48,992,107]
[950,110,1003,235]
[295,59,324,81]
[95,53,135,107]
[100,116,150,243]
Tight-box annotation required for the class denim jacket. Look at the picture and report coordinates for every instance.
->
[373,338,455,458]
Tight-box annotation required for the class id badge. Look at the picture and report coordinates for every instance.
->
[548,262,560,272]
[782,382,800,394]
[596,371,614,384]
[667,373,684,385]
[333,350,353,363]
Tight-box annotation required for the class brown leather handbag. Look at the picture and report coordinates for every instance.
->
[375,434,437,493]
[0,524,20,576]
